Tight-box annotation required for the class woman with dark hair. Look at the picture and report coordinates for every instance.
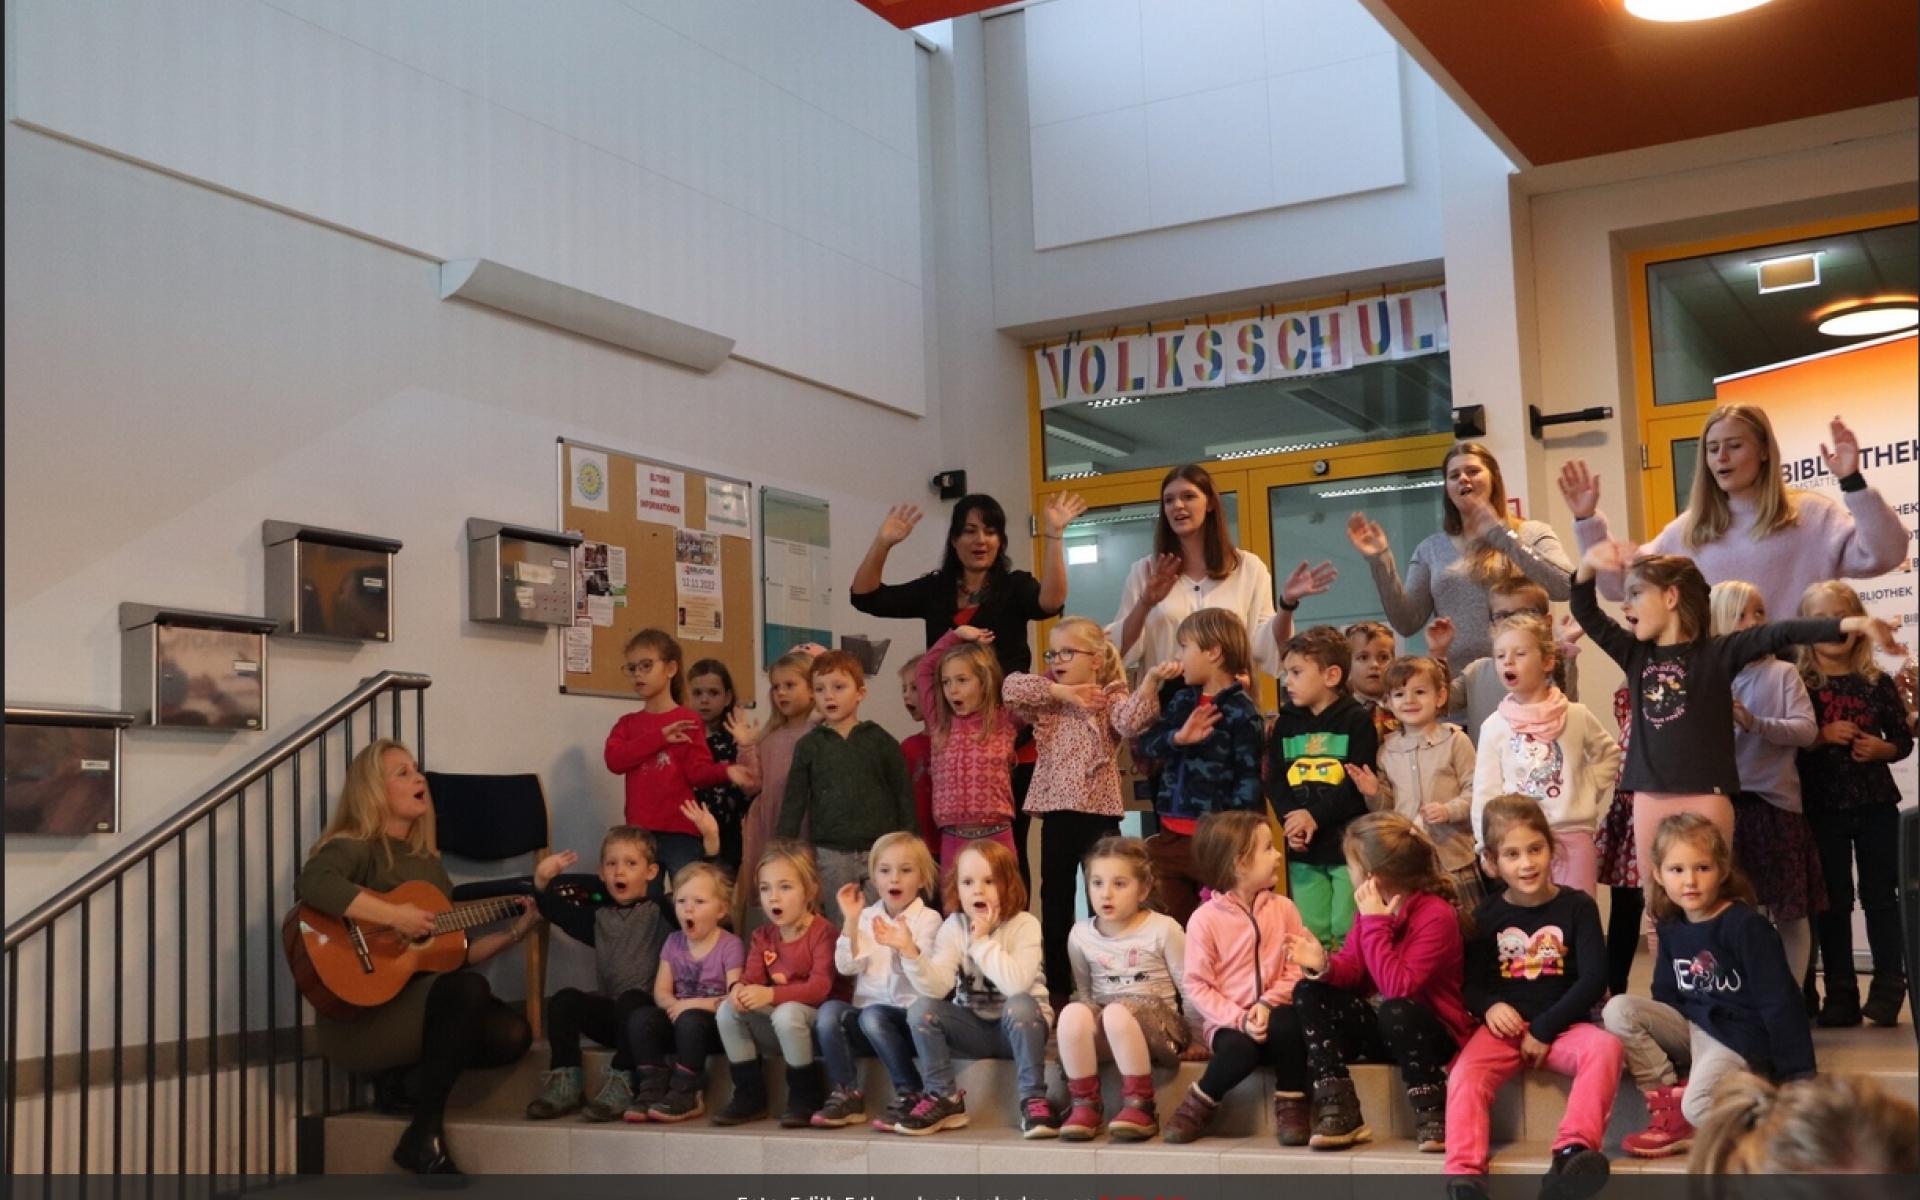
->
[850,492,1081,676]
[1348,441,1573,668]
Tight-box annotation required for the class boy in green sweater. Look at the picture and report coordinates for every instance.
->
[777,650,916,924]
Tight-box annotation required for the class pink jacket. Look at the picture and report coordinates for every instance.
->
[738,718,817,884]
[1314,889,1473,1044]
[918,631,1021,829]
[1183,890,1309,1043]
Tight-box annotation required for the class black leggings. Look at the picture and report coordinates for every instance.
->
[627,1007,724,1076]
[1292,980,1456,1089]
[546,986,654,1070]
[1039,811,1121,995]
[1606,885,1645,997]
[1012,758,1036,887]
[415,971,532,1123]
[1198,1009,1308,1099]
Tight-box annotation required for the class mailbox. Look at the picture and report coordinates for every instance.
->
[263,520,401,643]
[4,704,135,835]
[466,519,582,628]
[119,604,276,730]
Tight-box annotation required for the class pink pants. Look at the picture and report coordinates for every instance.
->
[1551,830,1598,897]
[940,827,1016,874]
[1444,1023,1625,1176]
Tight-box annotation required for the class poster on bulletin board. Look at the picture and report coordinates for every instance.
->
[760,487,832,667]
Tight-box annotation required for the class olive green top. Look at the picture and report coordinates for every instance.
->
[295,835,454,1072]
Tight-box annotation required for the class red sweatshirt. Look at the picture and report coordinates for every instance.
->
[742,914,852,1007]
[1316,889,1473,1044]
[604,706,731,836]
[900,731,938,846]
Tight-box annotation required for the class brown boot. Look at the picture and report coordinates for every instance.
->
[1273,1089,1310,1146]
[1308,1076,1371,1150]
[1159,1084,1218,1145]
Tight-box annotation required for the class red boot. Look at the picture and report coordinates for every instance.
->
[1058,1076,1104,1142]
[1107,1075,1159,1142]
[1622,1083,1694,1158]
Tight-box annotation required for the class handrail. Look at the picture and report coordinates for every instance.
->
[4,670,432,950]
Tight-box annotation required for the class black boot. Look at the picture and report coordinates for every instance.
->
[711,1059,768,1126]
[391,1116,463,1179]
[780,1061,827,1129]
[1862,973,1909,1027]
[1817,982,1863,1028]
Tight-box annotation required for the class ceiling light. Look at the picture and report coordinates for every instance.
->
[1046,415,1135,457]
[1066,543,1100,566]
[1314,478,1447,500]
[1085,395,1141,409]
[1753,251,1821,294]
[1816,303,1919,338]
[1625,0,1773,22]
[1202,437,1342,461]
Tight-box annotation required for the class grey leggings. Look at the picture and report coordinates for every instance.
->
[1600,994,1746,1127]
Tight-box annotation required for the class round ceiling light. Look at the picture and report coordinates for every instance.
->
[1816,303,1920,338]
[1625,0,1774,21]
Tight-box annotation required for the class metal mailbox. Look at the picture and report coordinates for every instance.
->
[119,604,276,730]
[466,519,582,628]
[4,704,135,835]
[263,520,401,643]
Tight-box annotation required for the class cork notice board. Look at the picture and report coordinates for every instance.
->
[556,438,757,703]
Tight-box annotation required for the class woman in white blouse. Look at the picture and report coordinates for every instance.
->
[1109,464,1329,679]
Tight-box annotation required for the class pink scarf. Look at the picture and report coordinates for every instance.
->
[1499,687,1568,741]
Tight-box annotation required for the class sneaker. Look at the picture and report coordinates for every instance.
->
[871,1092,916,1131]
[893,1091,968,1136]
[1541,1143,1611,1200]
[1448,1177,1491,1200]
[644,1088,705,1123]
[632,1065,671,1111]
[524,1067,583,1120]
[1020,1096,1061,1140]
[580,1069,636,1122]
[810,1086,867,1128]
[1622,1084,1694,1158]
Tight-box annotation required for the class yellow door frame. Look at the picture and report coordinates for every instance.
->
[1623,206,1917,536]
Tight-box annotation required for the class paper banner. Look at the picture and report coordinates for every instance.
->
[637,466,685,527]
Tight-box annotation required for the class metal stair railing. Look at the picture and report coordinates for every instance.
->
[4,670,432,1177]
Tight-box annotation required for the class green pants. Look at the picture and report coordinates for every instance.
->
[1289,861,1356,951]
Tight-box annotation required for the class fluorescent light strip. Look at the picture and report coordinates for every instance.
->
[1051,470,1103,480]
[1205,439,1342,461]
[1085,396,1141,409]
[1314,479,1446,500]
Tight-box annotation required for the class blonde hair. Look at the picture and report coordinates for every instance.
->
[1491,613,1559,669]
[1084,835,1155,905]
[929,639,1007,751]
[1685,406,1796,550]
[1688,1071,1918,1181]
[1441,442,1524,586]
[673,860,733,912]
[310,739,437,868]
[868,831,937,900]
[1646,813,1754,923]
[757,839,822,913]
[1707,579,1762,640]
[763,648,821,734]
[1049,616,1125,687]
[1796,579,1881,688]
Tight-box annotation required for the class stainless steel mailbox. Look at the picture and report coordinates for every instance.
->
[119,605,276,730]
[263,520,401,643]
[4,704,135,835]
[466,519,582,628]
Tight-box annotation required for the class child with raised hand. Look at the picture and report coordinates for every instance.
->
[1602,813,1813,1158]
[1470,614,1620,895]
[735,647,823,926]
[687,659,757,877]
[915,626,1021,871]
[896,656,938,847]
[894,839,1055,1139]
[711,842,852,1129]
[1288,813,1473,1154]
[629,862,745,1123]
[1164,812,1314,1147]
[810,832,943,1131]
[1795,579,1915,1028]
[1136,608,1267,925]
[1570,542,1900,890]
[1269,626,1380,951]
[1345,620,1401,739]
[1003,616,1162,998]
[778,651,917,915]
[525,820,717,1122]
[1704,581,1823,987]
[1375,656,1481,913]
[1447,796,1620,1200]
[1055,836,1190,1143]
[604,629,755,882]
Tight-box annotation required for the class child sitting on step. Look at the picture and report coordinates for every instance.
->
[629,862,744,1123]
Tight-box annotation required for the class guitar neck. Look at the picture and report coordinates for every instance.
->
[430,896,523,936]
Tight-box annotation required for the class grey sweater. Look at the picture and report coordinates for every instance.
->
[1366,521,1574,665]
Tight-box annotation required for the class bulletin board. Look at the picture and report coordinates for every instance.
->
[556,438,758,703]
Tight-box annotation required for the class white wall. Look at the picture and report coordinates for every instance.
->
[8,0,928,412]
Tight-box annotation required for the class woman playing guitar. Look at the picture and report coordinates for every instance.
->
[295,738,539,1175]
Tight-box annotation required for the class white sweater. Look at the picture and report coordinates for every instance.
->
[902,910,1052,1022]
[836,897,944,1009]
[1472,703,1622,847]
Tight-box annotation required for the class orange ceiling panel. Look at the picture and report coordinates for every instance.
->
[1374,0,1918,166]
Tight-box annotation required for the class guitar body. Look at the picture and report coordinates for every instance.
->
[282,879,469,1021]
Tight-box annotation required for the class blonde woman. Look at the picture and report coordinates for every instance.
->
[294,740,538,1175]
[1560,409,1904,624]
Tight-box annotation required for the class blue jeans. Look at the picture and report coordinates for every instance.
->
[651,833,706,896]
[813,1000,921,1093]
[908,993,1050,1100]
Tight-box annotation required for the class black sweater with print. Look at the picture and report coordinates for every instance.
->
[1462,888,1606,1045]
[1653,902,1814,1081]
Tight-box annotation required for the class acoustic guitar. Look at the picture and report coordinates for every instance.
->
[281,879,529,1021]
